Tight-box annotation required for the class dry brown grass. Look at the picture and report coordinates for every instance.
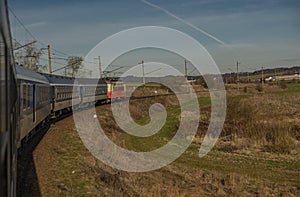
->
[221,94,300,154]
[32,86,300,196]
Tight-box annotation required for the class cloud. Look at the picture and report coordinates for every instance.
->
[222,42,256,49]
[280,58,300,62]
[25,22,47,28]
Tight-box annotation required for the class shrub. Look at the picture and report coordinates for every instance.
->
[224,96,297,154]
[279,81,287,89]
[255,84,263,92]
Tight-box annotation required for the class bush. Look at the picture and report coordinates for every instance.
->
[255,84,263,92]
[279,81,287,89]
[225,96,297,154]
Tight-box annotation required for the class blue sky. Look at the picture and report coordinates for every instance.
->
[9,0,300,74]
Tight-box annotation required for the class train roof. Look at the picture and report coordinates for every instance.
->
[15,65,49,84]
[42,73,106,86]
[76,78,106,85]
[42,73,75,85]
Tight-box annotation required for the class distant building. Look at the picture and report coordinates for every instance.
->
[274,74,300,81]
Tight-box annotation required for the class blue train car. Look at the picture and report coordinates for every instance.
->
[43,74,80,116]
[76,78,108,107]
[16,65,51,144]
[0,0,18,195]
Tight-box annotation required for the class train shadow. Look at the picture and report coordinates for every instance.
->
[17,124,50,197]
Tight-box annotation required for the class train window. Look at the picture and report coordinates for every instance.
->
[45,87,47,102]
[39,86,42,105]
[43,87,45,103]
[57,88,60,99]
[41,86,43,102]
[60,88,62,99]
[62,88,64,99]
[41,86,45,104]
[42,86,44,103]
[23,84,27,110]
[69,88,72,98]
[27,85,30,109]
[37,86,40,105]
[41,87,43,102]
[39,87,41,105]
[59,88,62,99]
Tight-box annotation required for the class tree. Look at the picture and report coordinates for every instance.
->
[67,56,83,77]
[15,44,43,71]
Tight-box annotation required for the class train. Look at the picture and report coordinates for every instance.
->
[0,1,125,195]
[0,0,19,196]
[16,64,125,147]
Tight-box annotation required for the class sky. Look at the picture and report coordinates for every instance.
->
[8,0,300,75]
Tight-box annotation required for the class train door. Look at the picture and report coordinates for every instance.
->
[32,84,36,122]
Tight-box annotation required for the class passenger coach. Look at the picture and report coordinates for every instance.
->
[16,65,51,146]
[76,78,108,106]
[43,74,80,117]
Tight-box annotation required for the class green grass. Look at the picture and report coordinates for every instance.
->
[51,125,102,196]
[176,149,300,185]
[122,93,300,186]
[270,82,300,95]
[122,97,211,152]
[127,83,168,90]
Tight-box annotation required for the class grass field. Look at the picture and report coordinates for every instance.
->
[33,82,300,196]
[121,84,300,186]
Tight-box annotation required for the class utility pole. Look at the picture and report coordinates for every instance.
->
[47,45,52,76]
[247,72,250,83]
[261,66,264,91]
[237,61,240,92]
[141,60,145,85]
[275,68,278,85]
[184,59,188,79]
[98,56,102,79]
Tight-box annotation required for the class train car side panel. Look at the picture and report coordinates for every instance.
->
[16,65,51,142]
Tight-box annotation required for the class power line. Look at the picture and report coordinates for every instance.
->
[39,57,66,67]
[9,7,72,58]
[40,41,71,57]
[8,7,38,41]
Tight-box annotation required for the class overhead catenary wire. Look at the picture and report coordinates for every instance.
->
[8,7,73,59]
[8,7,38,42]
